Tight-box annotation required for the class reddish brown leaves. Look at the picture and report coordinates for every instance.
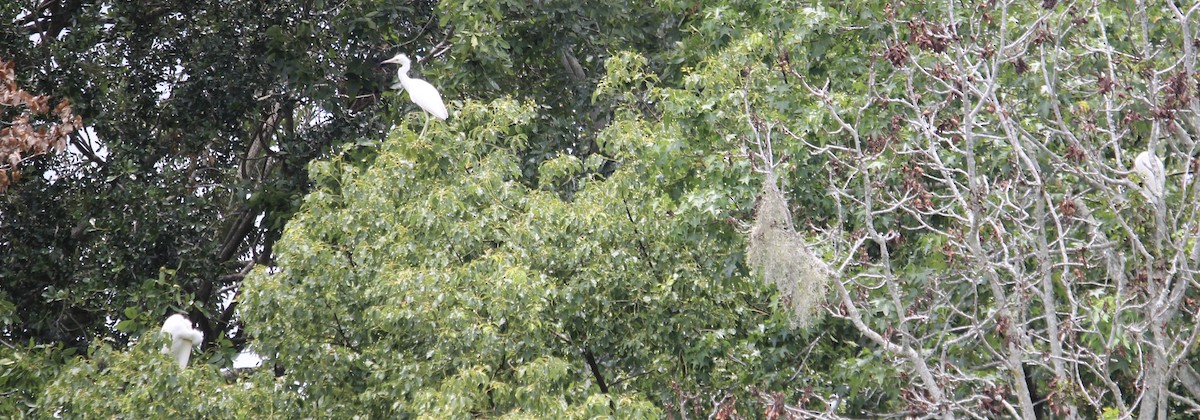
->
[909,19,952,53]
[1096,74,1115,95]
[713,393,738,419]
[763,392,786,420]
[1146,69,1189,125]
[885,42,911,67]
[1012,58,1029,74]
[1163,70,1192,110]
[1031,27,1053,47]
[979,384,1010,414]
[884,17,953,68]
[0,57,81,192]
[901,164,933,211]
[1058,197,1077,218]
[1065,144,1086,162]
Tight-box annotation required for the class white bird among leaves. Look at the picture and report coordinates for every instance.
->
[383,53,448,121]
[1134,149,1166,202]
[161,314,204,368]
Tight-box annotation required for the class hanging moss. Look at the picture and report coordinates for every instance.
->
[746,179,830,329]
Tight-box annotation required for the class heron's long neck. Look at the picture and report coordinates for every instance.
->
[398,63,412,81]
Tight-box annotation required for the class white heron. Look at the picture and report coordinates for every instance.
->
[160,314,204,368]
[1134,149,1165,202]
[383,53,448,137]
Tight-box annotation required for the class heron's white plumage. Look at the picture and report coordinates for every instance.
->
[161,314,203,368]
[1134,149,1165,201]
[383,53,448,120]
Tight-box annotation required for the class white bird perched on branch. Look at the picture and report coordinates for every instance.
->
[161,314,203,368]
[383,53,448,121]
[1134,149,1165,202]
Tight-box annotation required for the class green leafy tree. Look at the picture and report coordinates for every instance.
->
[0,0,439,352]
[39,334,290,418]
[0,0,442,413]
[238,95,804,416]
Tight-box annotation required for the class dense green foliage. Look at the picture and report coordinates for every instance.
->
[4,0,1200,418]
[40,335,286,418]
[0,0,441,347]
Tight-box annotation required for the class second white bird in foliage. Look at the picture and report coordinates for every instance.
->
[161,314,203,368]
[383,53,448,120]
[1134,149,1165,202]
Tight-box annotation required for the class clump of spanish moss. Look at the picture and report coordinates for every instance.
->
[746,179,831,329]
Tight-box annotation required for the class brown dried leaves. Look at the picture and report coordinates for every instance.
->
[0,57,82,192]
